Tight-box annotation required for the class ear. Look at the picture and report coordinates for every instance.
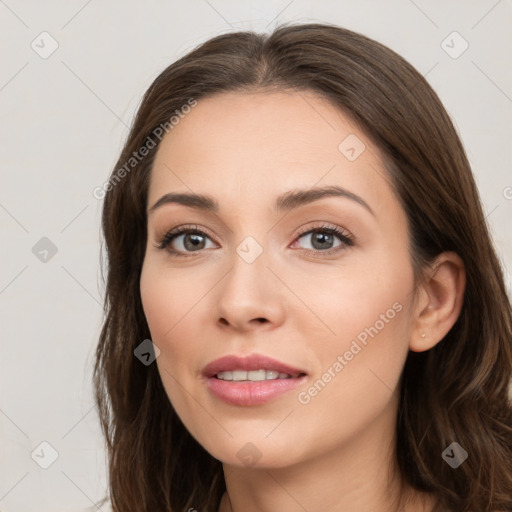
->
[409,251,466,352]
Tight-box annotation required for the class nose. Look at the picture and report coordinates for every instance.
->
[214,246,286,332]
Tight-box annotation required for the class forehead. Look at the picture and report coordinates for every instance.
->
[148,90,395,218]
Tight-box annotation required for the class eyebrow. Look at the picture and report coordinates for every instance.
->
[148,185,375,217]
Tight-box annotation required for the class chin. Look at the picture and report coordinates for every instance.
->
[196,433,308,470]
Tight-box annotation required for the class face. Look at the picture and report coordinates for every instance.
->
[140,90,417,468]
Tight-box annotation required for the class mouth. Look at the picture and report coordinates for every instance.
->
[202,354,308,406]
[202,353,308,379]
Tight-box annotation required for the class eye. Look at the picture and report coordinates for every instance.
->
[156,225,216,256]
[155,223,354,258]
[293,224,354,254]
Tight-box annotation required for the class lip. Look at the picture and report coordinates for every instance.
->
[202,354,307,378]
[202,354,308,406]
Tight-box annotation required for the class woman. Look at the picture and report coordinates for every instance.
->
[94,22,512,511]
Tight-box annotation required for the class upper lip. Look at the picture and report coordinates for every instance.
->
[202,354,308,378]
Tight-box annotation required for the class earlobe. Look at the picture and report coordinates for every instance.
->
[409,251,466,352]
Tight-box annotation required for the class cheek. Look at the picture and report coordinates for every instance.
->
[140,262,208,425]
[139,262,208,400]
[298,257,413,424]
[139,256,226,358]
[291,302,411,462]
[289,246,412,353]
[295,241,411,366]
[140,260,208,343]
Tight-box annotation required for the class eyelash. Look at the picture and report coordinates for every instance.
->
[155,223,355,257]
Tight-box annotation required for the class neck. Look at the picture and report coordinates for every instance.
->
[218,404,437,512]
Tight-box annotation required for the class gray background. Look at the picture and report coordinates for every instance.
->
[1,1,511,510]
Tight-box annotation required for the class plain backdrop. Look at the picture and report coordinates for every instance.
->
[1,1,511,511]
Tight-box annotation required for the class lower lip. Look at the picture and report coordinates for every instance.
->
[206,375,307,406]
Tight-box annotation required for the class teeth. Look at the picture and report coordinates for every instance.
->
[247,370,266,381]
[216,369,294,381]
[232,370,247,381]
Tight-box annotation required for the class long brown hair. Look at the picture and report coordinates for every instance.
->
[94,22,512,511]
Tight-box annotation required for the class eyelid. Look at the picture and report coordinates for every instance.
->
[295,222,353,241]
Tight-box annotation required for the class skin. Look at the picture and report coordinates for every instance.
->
[139,90,465,512]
